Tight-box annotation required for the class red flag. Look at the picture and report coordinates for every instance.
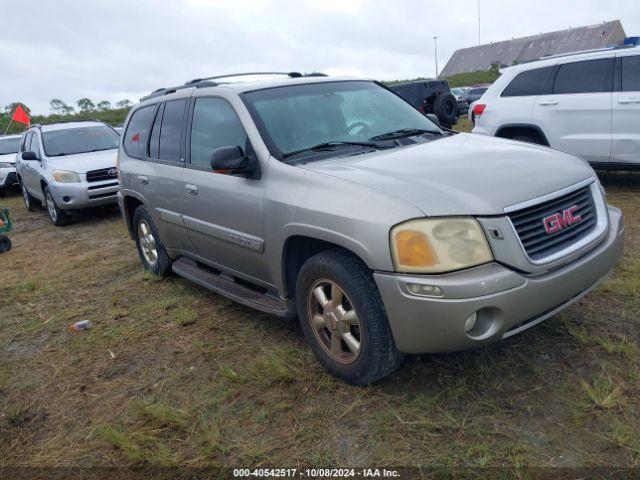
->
[11,104,30,126]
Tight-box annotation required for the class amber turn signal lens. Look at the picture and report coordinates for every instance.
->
[394,230,437,268]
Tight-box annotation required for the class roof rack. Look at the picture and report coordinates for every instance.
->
[538,44,635,61]
[141,71,328,102]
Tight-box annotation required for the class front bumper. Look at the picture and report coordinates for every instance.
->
[49,180,119,210]
[375,206,624,354]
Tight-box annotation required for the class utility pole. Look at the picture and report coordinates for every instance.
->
[434,36,439,77]
[477,0,481,45]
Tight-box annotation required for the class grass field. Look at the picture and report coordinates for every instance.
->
[1,127,639,473]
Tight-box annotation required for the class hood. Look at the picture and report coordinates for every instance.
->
[0,153,17,164]
[299,133,595,216]
[46,149,117,174]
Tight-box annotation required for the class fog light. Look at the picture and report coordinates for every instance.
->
[406,283,443,297]
[464,312,478,332]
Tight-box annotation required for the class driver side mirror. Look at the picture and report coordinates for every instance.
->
[210,146,258,177]
[22,150,40,161]
[426,113,441,127]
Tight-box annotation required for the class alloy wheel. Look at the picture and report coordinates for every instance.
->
[307,279,362,364]
[137,219,158,266]
[45,191,57,222]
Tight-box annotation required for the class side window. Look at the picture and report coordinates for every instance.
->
[158,99,187,162]
[149,103,164,159]
[123,105,156,158]
[31,133,41,155]
[553,59,613,94]
[189,98,248,169]
[501,66,555,97]
[621,56,640,92]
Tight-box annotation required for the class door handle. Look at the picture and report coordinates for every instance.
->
[137,175,149,185]
[539,100,559,106]
[618,98,640,104]
[185,184,198,196]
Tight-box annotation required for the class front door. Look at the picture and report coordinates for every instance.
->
[611,54,640,166]
[180,96,268,285]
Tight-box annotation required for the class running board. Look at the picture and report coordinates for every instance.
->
[172,257,292,317]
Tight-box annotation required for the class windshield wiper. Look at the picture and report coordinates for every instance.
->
[369,128,439,141]
[282,141,379,159]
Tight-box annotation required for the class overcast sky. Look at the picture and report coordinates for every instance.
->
[1,0,638,115]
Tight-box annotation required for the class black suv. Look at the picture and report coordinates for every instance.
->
[389,80,458,128]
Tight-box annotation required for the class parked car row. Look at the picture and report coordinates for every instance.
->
[3,49,632,383]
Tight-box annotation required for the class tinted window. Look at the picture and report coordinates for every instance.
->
[190,98,248,168]
[621,55,640,92]
[149,103,164,159]
[553,59,613,94]
[501,66,554,97]
[159,99,186,161]
[124,105,156,157]
[42,126,119,157]
[0,137,20,155]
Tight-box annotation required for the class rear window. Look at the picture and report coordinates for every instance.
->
[0,137,20,155]
[553,58,613,94]
[501,66,555,97]
[124,105,156,157]
[621,55,640,92]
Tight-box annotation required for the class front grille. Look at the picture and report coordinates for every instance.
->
[86,168,117,182]
[88,181,118,190]
[508,185,597,261]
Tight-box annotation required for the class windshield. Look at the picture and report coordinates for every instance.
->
[243,81,442,159]
[0,137,20,155]
[42,126,119,157]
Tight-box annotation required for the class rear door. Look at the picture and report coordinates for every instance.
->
[122,99,192,252]
[611,53,640,166]
[533,57,613,166]
[180,95,268,284]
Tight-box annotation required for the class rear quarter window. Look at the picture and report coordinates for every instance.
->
[123,105,156,158]
[501,66,555,97]
[621,55,640,92]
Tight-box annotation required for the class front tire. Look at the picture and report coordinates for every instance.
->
[132,205,172,277]
[296,249,404,385]
[44,186,69,226]
[20,181,38,212]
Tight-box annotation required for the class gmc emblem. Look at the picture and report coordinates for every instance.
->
[543,206,582,234]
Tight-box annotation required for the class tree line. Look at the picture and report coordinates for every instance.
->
[1,98,133,135]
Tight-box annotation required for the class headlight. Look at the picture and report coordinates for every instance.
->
[0,162,13,168]
[52,170,81,183]
[390,218,493,273]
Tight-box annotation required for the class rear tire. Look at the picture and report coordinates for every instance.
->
[0,235,11,253]
[433,93,458,128]
[44,186,69,226]
[20,181,38,212]
[295,249,404,385]
[132,205,172,277]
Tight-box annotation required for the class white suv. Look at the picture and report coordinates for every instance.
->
[472,46,640,171]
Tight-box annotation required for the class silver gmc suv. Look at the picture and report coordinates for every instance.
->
[117,73,624,385]
[16,120,120,225]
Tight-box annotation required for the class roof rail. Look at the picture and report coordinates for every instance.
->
[141,71,328,102]
[538,44,634,61]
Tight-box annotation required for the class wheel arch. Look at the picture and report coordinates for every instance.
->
[281,234,373,299]
[121,194,145,239]
[495,123,550,146]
